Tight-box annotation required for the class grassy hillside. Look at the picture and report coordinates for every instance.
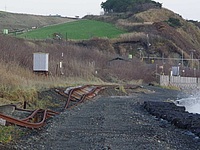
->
[0,11,75,32]
[17,19,127,40]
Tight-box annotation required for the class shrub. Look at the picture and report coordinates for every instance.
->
[167,17,182,28]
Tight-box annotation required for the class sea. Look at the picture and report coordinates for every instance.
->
[177,95,200,114]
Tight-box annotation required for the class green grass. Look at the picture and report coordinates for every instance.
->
[0,126,22,143]
[17,19,126,40]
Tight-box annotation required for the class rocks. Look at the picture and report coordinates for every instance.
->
[143,101,200,137]
[0,105,15,116]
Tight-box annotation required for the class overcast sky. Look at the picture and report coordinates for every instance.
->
[156,0,200,21]
[1,0,200,20]
[2,0,106,17]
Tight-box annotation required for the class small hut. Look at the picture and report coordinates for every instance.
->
[33,53,49,75]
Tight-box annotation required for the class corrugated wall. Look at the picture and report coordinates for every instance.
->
[160,75,199,88]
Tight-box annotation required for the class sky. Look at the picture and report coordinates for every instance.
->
[156,0,200,21]
[1,0,200,20]
[1,0,106,18]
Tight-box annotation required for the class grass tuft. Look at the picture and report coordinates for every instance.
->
[0,126,22,143]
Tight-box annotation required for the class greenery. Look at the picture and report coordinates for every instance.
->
[167,17,182,28]
[17,20,126,40]
[0,126,22,143]
[101,0,162,13]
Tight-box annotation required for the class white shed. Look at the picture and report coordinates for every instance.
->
[33,53,49,72]
[172,66,180,76]
[3,29,8,35]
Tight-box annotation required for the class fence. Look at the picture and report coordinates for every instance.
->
[160,75,199,88]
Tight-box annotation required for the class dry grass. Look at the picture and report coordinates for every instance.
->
[0,34,155,106]
[0,37,87,104]
[0,56,106,105]
[115,32,147,42]
[177,22,200,49]
[0,11,75,32]
[0,61,106,104]
[134,8,182,22]
[117,19,153,27]
[0,61,44,104]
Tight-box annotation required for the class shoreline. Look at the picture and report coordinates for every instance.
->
[2,85,200,149]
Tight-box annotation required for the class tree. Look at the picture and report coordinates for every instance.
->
[101,0,162,13]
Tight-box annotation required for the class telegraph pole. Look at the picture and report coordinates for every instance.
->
[190,49,196,68]
[182,50,184,67]
[146,34,151,63]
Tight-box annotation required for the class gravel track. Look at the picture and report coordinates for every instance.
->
[6,86,200,149]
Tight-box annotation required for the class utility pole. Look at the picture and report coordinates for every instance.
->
[182,50,184,67]
[190,49,196,68]
[162,52,164,64]
[146,34,151,63]
[192,51,194,68]
[59,53,64,75]
[66,32,68,41]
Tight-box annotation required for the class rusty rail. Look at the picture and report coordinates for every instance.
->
[0,108,58,128]
[0,85,106,129]
[64,85,104,109]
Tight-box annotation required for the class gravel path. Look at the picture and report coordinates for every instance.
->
[11,86,200,150]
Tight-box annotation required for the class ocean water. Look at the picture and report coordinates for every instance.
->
[177,96,200,114]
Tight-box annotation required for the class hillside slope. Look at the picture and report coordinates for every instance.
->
[84,8,200,64]
[16,19,126,40]
[134,8,200,54]
[0,11,75,32]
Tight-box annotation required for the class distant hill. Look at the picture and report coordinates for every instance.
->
[0,11,75,33]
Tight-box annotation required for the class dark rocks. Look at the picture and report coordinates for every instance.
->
[143,101,200,137]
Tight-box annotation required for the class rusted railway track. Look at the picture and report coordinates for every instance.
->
[62,85,105,109]
[0,85,106,129]
[0,109,58,128]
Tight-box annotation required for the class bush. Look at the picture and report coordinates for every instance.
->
[167,17,182,28]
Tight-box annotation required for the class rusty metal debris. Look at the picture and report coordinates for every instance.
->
[0,108,58,128]
[0,85,105,129]
[62,85,105,109]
